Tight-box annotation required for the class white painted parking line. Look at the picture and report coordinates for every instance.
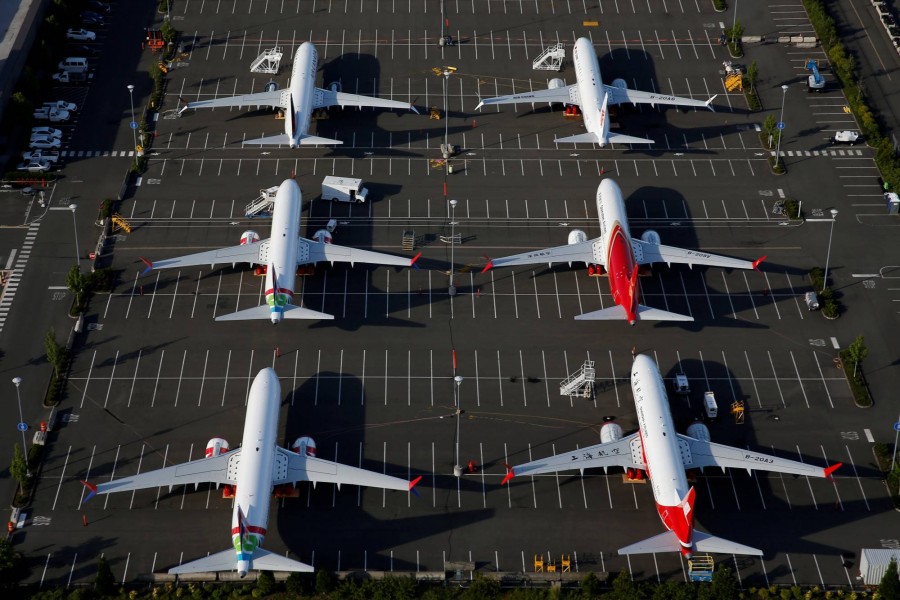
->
[79,351,97,409]
[864,429,874,443]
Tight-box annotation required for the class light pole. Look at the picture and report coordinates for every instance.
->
[127,84,137,154]
[448,198,458,297]
[774,84,788,168]
[12,377,30,477]
[731,0,739,46]
[822,208,839,293]
[453,375,463,476]
[441,69,451,159]
[69,203,80,267]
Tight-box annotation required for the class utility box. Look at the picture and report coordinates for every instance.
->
[674,373,690,395]
[322,176,368,204]
[703,392,718,420]
[887,192,900,214]
[860,549,900,585]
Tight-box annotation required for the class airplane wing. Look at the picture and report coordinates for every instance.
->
[504,433,642,482]
[147,241,268,271]
[314,88,416,112]
[604,85,716,110]
[88,449,240,495]
[476,84,579,110]
[632,238,763,270]
[680,435,842,478]
[299,238,416,268]
[274,447,417,492]
[484,237,604,271]
[185,90,288,111]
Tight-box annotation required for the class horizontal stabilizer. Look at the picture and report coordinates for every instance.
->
[607,132,655,145]
[244,134,293,146]
[215,304,334,321]
[693,531,763,556]
[298,134,342,146]
[554,132,600,144]
[250,549,315,572]
[169,548,314,575]
[618,531,683,555]
[575,304,693,322]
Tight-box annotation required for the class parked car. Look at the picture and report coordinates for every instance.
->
[16,159,52,173]
[42,101,77,113]
[832,130,860,145]
[32,108,70,122]
[80,12,105,26]
[87,1,112,14]
[52,71,87,84]
[28,136,62,150]
[66,28,96,41]
[31,126,63,138]
[21,150,60,163]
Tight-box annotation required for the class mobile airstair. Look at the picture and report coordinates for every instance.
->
[244,186,278,217]
[533,44,565,71]
[250,47,284,74]
[559,360,595,397]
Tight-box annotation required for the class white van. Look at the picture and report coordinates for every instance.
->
[58,57,89,73]
[322,176,368,203]
[703,392,718,420]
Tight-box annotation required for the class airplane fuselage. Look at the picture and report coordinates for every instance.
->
[572,37,609,145]
[596,179,640,323]
[265,180,303,323]
[631,355,694,555]
[285,42,318,147]
[231,367,281,576]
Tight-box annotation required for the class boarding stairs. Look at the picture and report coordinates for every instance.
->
[533,43,565,71]
[688,555,714,582]
[559,360,595,397]
[245,186,278,217]
[250,47,284,74]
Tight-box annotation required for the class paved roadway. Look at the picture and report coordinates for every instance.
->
[3,0,900,591]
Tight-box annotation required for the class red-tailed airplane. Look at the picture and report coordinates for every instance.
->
[501,354,841,557]
[482,179,765,324]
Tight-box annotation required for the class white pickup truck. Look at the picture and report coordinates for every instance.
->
[832,130,860,145]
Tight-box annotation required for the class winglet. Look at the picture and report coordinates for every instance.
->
[409,475,423,497]
[475,100,484,111]
[410,252,422,269]
[752,255,766,271]
[481,260,494,274]
[81,480,98,502]
[139,257,153,276]
[705,95,718,111]
[824,462,842,479]
[409,104,420,115]
[500,463,515,485]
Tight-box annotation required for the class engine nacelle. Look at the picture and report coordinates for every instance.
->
[328,81,342,93]
[568,229,588,245]
[206,437,230,457]
[548,78,566,90]
[292,436,317,457]
[240,230,260,246]
[686,422,710,442]
[611,78,628,89]
[640,229,660,246]
[312,229,333,244]
[264,80,279,93]
[600,422,623,444]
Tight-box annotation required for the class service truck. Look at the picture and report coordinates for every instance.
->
[321,176,368,203]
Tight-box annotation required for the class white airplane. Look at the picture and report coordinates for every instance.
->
[501,354,841,557]
[82,367,422,577]
[482,178,765,324]
[140,179,420,323]
[182,41,418,147]
[476,37,716,146]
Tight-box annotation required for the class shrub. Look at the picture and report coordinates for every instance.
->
[839,349,870,406]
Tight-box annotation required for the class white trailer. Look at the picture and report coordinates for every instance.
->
[322,176,368,203]
[703,391,718,419]
[860,549,900,585]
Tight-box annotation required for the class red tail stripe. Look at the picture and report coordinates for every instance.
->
[231,525,267,536]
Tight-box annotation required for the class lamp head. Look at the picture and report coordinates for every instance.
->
[830,208,839,218]
[781,84,789,92]
[450,199,458,208]
[454,375,464,384]
[127,84,134,92]
[69,203,77,211]
[12,377,21,386]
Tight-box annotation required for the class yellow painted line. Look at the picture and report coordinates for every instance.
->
[583,20,599,26]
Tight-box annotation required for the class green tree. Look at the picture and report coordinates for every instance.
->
[44,327,66,376]
[0,538,22,588]
[254,570,275,596]
[461,573,500,600]
[315,569,337,595]
[580,571,603,598]
[66,265,86,307]
[709,565,738,599]
[285,572,312,597]
[611,569,643,600]
[880,557,900,600]
[10,445,29,486]
[847,335,869,377]
[652,581,696,600]
[746,60,759,93]
[94,556,115,595]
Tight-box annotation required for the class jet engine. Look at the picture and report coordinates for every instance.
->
[548,78,566,89]
[206,437,230,457]
[240,230,260,245]
[568,229,587,245]
[600,422,623,444]
[640,229,660,246]
[264,80,279,93]
[328,81,342,93]
[611,78,628,89]
[685,422,710,442]
[292,436,317,457]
